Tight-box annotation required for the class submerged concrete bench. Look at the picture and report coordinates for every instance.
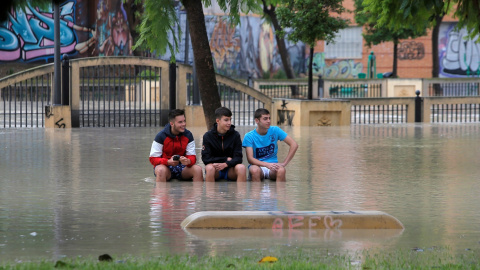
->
[181,210,404,230]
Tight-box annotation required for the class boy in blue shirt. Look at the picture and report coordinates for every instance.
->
[242,108,298,181]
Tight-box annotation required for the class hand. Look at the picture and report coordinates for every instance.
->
[168,157,180,166]
[213,163,228,171]
[179,156,190,165]
[267,163,283,171]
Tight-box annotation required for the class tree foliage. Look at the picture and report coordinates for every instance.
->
[276,0,348,98]
[362,0,478,39]
[276,0,348,47]
[354,0,427,47]
[0,0,51,22]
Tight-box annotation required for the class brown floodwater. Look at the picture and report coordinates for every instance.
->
[1,123,480,261]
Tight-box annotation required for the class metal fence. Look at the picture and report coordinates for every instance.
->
[427,82,480,97]
[351,104,408,124]
[430,103,480,123]
[79,65,165,127]
[329,83,382,98]
[1,71,53,128]
[258,84,309,98]
[186,73,268,126]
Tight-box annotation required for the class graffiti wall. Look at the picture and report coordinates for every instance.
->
[159,14,306,79]
[398,41,425,60]
[439,23,480,78]
[0,0,133,63]
[311,52,363,79]
[0,1,365,79]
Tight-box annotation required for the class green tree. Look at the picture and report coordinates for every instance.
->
[355,0,427,78]
[136,0,259,129]
[362,0,456,77]
[277,0,348,99]
[0,0,51,22]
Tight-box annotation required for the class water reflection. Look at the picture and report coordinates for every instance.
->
[1,124,480,260]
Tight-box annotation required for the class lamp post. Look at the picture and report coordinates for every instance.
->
[53,0,61,105]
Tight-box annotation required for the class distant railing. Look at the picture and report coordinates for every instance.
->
[424,97,480,123]
[350,98,415,124]
[329,83,383,98]
[252,78,386,99]
[252,79,319,99]
[422,78,480,97]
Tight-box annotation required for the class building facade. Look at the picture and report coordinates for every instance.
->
[0,0,475,79]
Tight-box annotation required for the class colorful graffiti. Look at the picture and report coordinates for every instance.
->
[92,0,132,56]
[398,41,425,60]
[439,23,480,77]
[204,15,299,79]
[162,14,306,79]
[311,52,363,79]
[0,0,132,62]
[0,2,84,61]
[209,17,242,76]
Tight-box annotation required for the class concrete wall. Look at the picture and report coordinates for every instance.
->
[273,99,351,126]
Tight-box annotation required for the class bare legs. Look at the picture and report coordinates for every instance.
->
[155,164,203,182]
[205,164,246,182]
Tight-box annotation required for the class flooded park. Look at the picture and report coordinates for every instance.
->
[1,123,480,261]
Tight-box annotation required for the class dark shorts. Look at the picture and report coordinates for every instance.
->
[204,167,231,181]
[154,164,187,180]
[218,168,229,180]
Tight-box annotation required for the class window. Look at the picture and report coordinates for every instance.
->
[324,27,363,59]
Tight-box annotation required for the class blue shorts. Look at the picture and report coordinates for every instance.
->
[218,168,229,180]
[205,167,231,181]
[154,164,187,180]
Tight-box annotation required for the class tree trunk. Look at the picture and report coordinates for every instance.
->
[392,38,398,78]
[432,14,444,78]
[262,1,298,96]
[182,0,221,129]
[308,46,313,99]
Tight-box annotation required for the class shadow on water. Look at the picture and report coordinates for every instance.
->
[1,123,480,260]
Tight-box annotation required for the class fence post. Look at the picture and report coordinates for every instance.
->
[317,75,324,98]
[415,90,423,122]
[169,61,176,110]
[61,54,69,106]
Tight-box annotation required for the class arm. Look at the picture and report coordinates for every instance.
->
[183,140,197,167]
[279,135,298,167]
[149,140,168,166]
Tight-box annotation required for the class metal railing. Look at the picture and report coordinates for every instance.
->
[424,97,480,123]
[350,98,414,124]
[329,83,382,98]
[184,70,272,126]
[430,103,480,122]
[0,66,53,128]
[79,65,164,127]
[252,79,319,99]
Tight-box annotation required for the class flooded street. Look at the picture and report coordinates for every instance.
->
[1,124,480,260]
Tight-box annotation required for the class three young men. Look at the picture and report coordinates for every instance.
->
[149,107,297,182]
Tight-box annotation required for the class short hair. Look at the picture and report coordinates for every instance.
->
[254,108,270,119]
[168,109,185,121]
[215,107,232,119]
